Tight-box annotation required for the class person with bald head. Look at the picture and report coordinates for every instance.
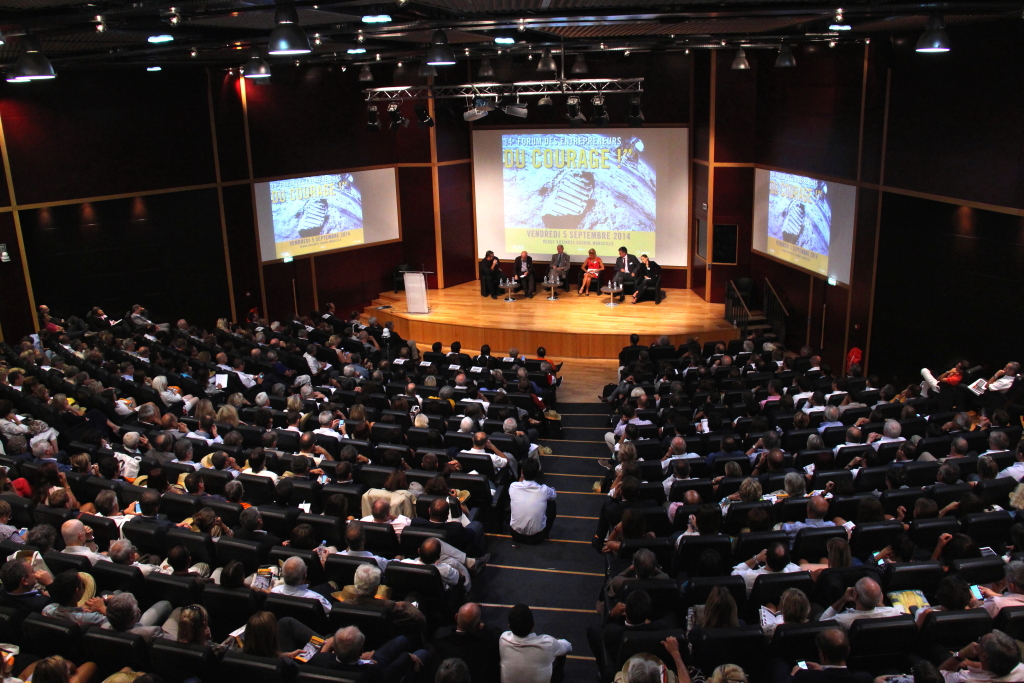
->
[60,519,110,565]
[778,494,836,548]
[818,576,901,630]
[660,436,700,473]
[400,536,474,591]
[432,602,502,682]
[463,431,515,479]
[270,556,333,615]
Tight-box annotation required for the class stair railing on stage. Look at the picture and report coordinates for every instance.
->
[764,278,789,343]
[725,280,751,337]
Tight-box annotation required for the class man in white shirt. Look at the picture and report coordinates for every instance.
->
[400,536,472,590]
[60,520,111,565]
[603,405,652,454]
[463,432,516,478]
[980,562,1024,618]
[662,459,695,499]
[986,362,1019,395]
[108,539,167,576]
[509,460,556,544]
[938,630,1024,683]
[731,541,803,595]
[231,358,257,389]
[271,556,333,615]
[304,344,325,377]
[834,427,864,457]
[660,436,700,473]
[313,411,343,441]
[360,499,411,536]
[818,577,901,630]
[338,521,389,572]
[214,353,233,373]
[499,604,572,683]
[867,419,905,451]
[997,449,1024,482]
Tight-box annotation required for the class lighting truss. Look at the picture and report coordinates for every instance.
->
[362,77,643,102]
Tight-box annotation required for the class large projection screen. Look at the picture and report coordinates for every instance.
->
[473,128,689,266]
[752,168,856,285]
[254,167,401,262]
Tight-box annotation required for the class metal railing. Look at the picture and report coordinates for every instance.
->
[764,278,789,343]
[725,280,752,337]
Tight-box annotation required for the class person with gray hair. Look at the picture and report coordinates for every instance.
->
[939,630,1023,681]
[270,556,333,614]
[305,625,428,677]
[254,392,270,407]
[105,592,174,641]
[979,561,1024,618]
[108,539,164,576]
[818,576,900,630]
[818,405,842,433]
[313,410,343,441]
[436,658,471,683]
[336,563,426,626]
[661,436,700,473]
[458,416,476,434]
[868,419,905,451]
[120,431,142,454]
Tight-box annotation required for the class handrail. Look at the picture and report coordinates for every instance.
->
[764,278,789,317]
[725,280,751,337]
[727,280,752,318]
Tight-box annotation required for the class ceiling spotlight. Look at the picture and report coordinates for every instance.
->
[313,33,322,46]
[268,4,311,55]
[624,49,630,57]
[600,42,606,50]
[494,32,516,45]
[8,35,55,81]
[95,16,106,32]
[537,95,553,109]
[362,14,391,23]
[628,97,644,127]
[829,40,837,48]
[518,18,526,32]
[502,100,528,118]
[347,48,366,54]
[190,47,197,57]
[537,48,557,71]
[367,105,380,132]
[685,48,690,54]
[775,43,796,67]
[0,30,5,46]
[419,62,437,77]
[147,66,162,71]
[295,59,300,66]
[571,53,588,74]
[375,53,380,60]
[393,62,406,78]
[169,13,180,25]
[916,14,951,53]
[148,34,174,43]
[387,103,408,129]
[527,54,533,61]
[591,95,608,126]
[243,47,272,78]
[356,32,365,43]
[731,47,750,69]
[359,64,373,81]
[425,29,456,66]
[477,58,495,79]
[414,104,434,127]
[566,96,586,127]
[830,22,852,31]
[463,102,488,121]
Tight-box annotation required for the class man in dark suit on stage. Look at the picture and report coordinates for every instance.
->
[513,250,536,298]
[479,251,501,299]
[613,246,640,301]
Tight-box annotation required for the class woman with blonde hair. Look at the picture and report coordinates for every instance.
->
[709,663,748,683]
[216,404,240,427]
[579,248,604,296]
[175,604,213,645]
[193,399,216,420]
[18,655,98,683]
[688,585,740,641]
[729,477,762,503]
[152,375,198,413]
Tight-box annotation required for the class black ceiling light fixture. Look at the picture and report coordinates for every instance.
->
[387,102,408,129]
[267,4,311,55]
[367,105,380,131]
[419,61,437,77]
[628,97,644,127]
[425,29,456,66]
[591,95,608,126]
[414,104,434,127]
[7,35,56,81]
[775,43,796,68]
[731,47,750,69]
[242,47,272,78]
[571,53,588,74]
[477,58,495,79]
[566,96,586,127]
[537,48,557,72]
[502,98,528,118]
[916,14,951,52]
[537,95,554,110]
[463,99,489,121]
[359,64,373,81]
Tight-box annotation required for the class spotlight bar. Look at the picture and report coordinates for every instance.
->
[361,77,643,102]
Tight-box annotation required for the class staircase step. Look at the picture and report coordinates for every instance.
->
[749,310,764,317]
[746,323,774,331]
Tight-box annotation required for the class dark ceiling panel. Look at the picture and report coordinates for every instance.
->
[542,16,816,38]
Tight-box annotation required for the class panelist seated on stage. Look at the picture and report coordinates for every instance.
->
[612,246,641,301]
[630,254,661,304]
[513,251,536,299]
[549,244,570,294]
[479,250,502,299]
[578,249,604,296]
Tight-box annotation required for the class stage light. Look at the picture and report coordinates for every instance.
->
[827,276,837,286]
[571,53,588,74]
[268,4,311,55]
[628,97,644,127]
[347,48,366,54]
[537,95,553,109]
[356,32,364,43]
[775,43,796,67]
[425,30,456,66]
[419,62,436,77]
[359,64,373,81]
[393,62,406,78]
[414,104,434,127]
[95,16,106,32]
[8,36,55,81]
[829,7,851,31]
[0,30,5,46]
[168,12,180,25]
[502,101,528,118]
[624,49,630,57]
[367,105,380,131]
[387,102,408,129]
[518,18,526,32]
[147,66,161,71]
[474,96,497,111]
[591,95,608,126]
[916,14,950,52]
[313,33,322,46]
[537,48,557,71]
[463,103,488,121]
[494,32,516,45]
[829,40,837,48]
[731,47,750,69]
[243,47,272,78]
[565,95,586,127]
[362,14,391,23]
[190,47,197,57]
[477,58,495,79]
[148,34,174,43]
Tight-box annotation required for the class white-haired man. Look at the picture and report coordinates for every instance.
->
[270,556,333,615]
[818,577,901,630]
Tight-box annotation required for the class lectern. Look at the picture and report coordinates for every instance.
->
[403,271,431,314]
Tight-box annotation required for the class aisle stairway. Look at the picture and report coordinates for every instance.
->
[475,403,612,681]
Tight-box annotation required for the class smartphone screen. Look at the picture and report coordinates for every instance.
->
[797,661,808,670]
[970,585,983,600]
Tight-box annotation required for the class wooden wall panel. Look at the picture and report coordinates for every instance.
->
[0,212,32,340]
[313,242,406,319]
[713,51,757,164]
[438,163,476,288]
[691,51,711,161]
[709,166,753,303]
[397,166,438,288]
[221,184,262,321]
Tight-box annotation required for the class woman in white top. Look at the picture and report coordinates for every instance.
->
[0,399,59,449]
[152,375,198,413]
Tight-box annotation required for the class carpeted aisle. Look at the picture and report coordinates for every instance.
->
[475,402,613,682]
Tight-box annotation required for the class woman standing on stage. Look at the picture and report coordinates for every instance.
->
[578,249,604,296]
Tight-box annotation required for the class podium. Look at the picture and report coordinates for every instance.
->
[403,271,432,314]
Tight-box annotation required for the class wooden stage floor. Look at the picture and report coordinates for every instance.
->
[363,282,739,359]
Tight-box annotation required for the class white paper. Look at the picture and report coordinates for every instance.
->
[215,374,229,388]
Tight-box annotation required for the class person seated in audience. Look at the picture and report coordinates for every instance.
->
[410,498,484,556]
[461,432,515,480]
[499,603,572,683]
[605,548,670,610]
[594,476,656,551]
[601,508,655,555]
[241,447,279,482]
[660,436,700,472]
[16,655,98,683]
[867,419,905,451]
[0,557,53,618]
[996,442,1024,482]
[0,501,25,545]
[778,494,835,547]
[165,544,213,579]
[602,406,651,461]
[42,569,109,628]
[761,587,811,640]
[238,610,313,661]
[401,537,474,592]
[706,436,746,473]
[307,625,428,679]
[819,577,901,630]
[589,589,673,681]
[774,626,869,683]
[689,583,743,643]
[336,563,426,627]
[977,560,1024,617]
[799,537,853,580]
[361,496,413,537]
[663,459,695,499]
[108,539,164,576]
[818,406,844,433]
[678,503,724,540]
[432,602,501,682]
[104,592,174,642]
[271,555,334,615]
[732,541,802,595]
[338,521,389,572]
[60,519,109,565]
[232,507,281,560]
[937,630,1023,683]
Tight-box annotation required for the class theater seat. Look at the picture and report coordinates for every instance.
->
[734,531,789,561]
[384,562,447,619]
[165,528,217,566]
[618,579,681,621]
[140,573,202,610]
[920,609,993,651]
[216,537,263,574]
[771,621,839,666]
[994,605,1024,641]
[21,612,85,661]
[847,615,917,675]
[674,535,733,576]
[82,629,149,678]
[220,651,292,683]
[264,593,329,634]
[42,549,92,575]
[149,640,219,683]
[792,526,847,563]
[329,601,396,651]
[748,572,814,617]
[952,556,1006,586]
[849,521,904,559]
[203,586,261,641]
[960,511,1016,552]
[690,625,766,673]
[268,547,326,587]
[295,668,363,683]
[683,576,747,611]
[91,561,145,595]
[909,517,960,551]
[884,561,945,600]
